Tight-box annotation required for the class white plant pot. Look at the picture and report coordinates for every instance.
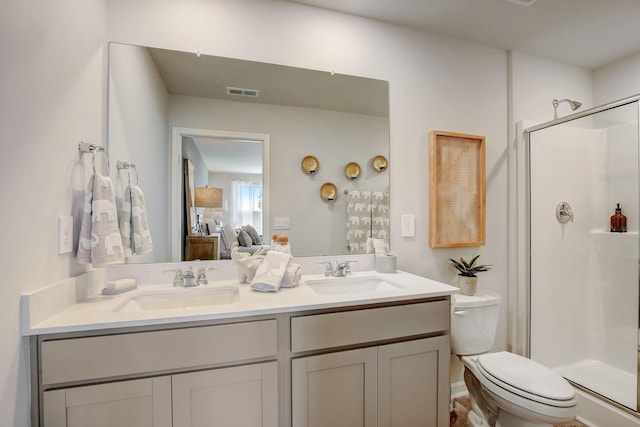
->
[457,275,478,296]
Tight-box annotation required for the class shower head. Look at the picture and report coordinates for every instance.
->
[552,98,582,118]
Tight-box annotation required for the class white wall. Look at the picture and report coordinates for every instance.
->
[169,95,389,256]
[0,1,106,425]
[594,52,640,105]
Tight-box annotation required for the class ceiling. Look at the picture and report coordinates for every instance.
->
[286,0,640,70]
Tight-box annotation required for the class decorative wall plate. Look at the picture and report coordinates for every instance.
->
[344,162,361,180]
[301,155,319,175]
[372,155,388,172]
[320,182,338,201]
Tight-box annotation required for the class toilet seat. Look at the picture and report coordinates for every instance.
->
[462,353,578,425]
[476,352,576,407]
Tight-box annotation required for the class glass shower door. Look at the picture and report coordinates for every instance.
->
[528,100,639,411]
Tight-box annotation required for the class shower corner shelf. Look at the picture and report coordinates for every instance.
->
[589,229,638,235]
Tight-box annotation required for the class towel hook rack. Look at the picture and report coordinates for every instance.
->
[78,141,105,156]
[78,142,109,174]
[117,160,138,185]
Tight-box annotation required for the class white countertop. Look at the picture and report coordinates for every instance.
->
[22,270,458,336]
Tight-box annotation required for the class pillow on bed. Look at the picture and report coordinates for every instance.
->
[242,224,262,245]
[237,230,252,247]
[220,223,237,251]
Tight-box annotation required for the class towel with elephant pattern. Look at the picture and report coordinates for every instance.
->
[77,173,125,266]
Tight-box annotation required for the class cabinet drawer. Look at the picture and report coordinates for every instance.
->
[41,319,277,385]
[291,300,449,353]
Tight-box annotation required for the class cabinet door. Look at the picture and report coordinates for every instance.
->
[172,361,278,427]
[292,348,377,427]
[377,336,450,427]
[42,377,171,427]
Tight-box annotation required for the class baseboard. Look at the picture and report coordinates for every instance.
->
[451,380,468,399]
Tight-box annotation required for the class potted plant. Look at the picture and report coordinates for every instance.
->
[448,255,492,296]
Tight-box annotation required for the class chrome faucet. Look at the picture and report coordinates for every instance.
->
[319,260,357,277]
[334,260,355,277]
[183,268,197,287]
[165,267,207,287]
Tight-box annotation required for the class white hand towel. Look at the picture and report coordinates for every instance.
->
[120,185,153,256]
[250,251,292,292]
[231,243,265,283]
[77,174,124,266]
[280,263,302,288]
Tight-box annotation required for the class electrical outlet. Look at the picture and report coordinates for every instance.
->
[401,214,415,237]
[58,216,73,254]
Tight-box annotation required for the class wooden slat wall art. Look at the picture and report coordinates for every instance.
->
[429,131,486,247]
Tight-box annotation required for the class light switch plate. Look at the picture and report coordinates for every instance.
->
[401,214,415,237]
[58,216,73,254]
[273,216,291,230]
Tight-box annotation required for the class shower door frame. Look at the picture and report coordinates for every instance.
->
[514,93,640,414]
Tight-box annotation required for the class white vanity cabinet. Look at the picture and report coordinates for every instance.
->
[290,300,451,427]
[30,292,453,427]
[34,319,279,427]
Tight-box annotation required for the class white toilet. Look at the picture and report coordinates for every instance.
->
[451,291,578,427]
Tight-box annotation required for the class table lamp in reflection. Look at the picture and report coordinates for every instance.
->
[194,186,223,235]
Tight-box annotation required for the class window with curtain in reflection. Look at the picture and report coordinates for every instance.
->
[231,179,262,234]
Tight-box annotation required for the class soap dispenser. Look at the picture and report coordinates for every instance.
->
[610,203,627,233]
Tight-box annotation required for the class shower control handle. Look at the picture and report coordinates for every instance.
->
[556,201,574,224]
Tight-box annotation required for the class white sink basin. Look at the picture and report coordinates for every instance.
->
[112,286,240,312]
[305,275,404,295]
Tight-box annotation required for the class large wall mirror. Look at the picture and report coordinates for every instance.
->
[108,42,390,264]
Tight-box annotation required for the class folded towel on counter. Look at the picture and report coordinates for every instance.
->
[77,173,125,266]
[231,242,267,283]
[280,263,302,288]
[119,185,153,257]
[250,251,292,292]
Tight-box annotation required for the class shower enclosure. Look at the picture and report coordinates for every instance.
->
[526,95,640,413]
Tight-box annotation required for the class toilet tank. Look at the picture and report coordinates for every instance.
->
[451,291,501,355]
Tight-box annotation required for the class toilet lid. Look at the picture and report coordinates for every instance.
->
[477,352,575,402]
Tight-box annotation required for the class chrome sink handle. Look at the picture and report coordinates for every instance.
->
[164,268,184,287]
[319,261,334,277]
[196,267,216,286]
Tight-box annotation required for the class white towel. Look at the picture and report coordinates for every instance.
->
[120,185,153,256]
[231,242,265,283]
[250,251,292,292]
[280,263,302,288]
[77,173,125,266]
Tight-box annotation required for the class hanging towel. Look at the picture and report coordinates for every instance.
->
[280,263,302,288]
[346,190,372,254]
[120,185,153,256]
[77,173,124,266]
[250,251,292,292]
[371,191,390,251]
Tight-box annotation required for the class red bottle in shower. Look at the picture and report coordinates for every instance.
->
[610,203,627,233]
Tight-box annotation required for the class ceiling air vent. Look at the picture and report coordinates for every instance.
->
[503,0,537,5]
[226,86,260,98]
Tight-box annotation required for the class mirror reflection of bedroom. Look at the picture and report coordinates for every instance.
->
[183,136,264,261]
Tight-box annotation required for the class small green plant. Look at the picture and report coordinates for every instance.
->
[448,255,492,277]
